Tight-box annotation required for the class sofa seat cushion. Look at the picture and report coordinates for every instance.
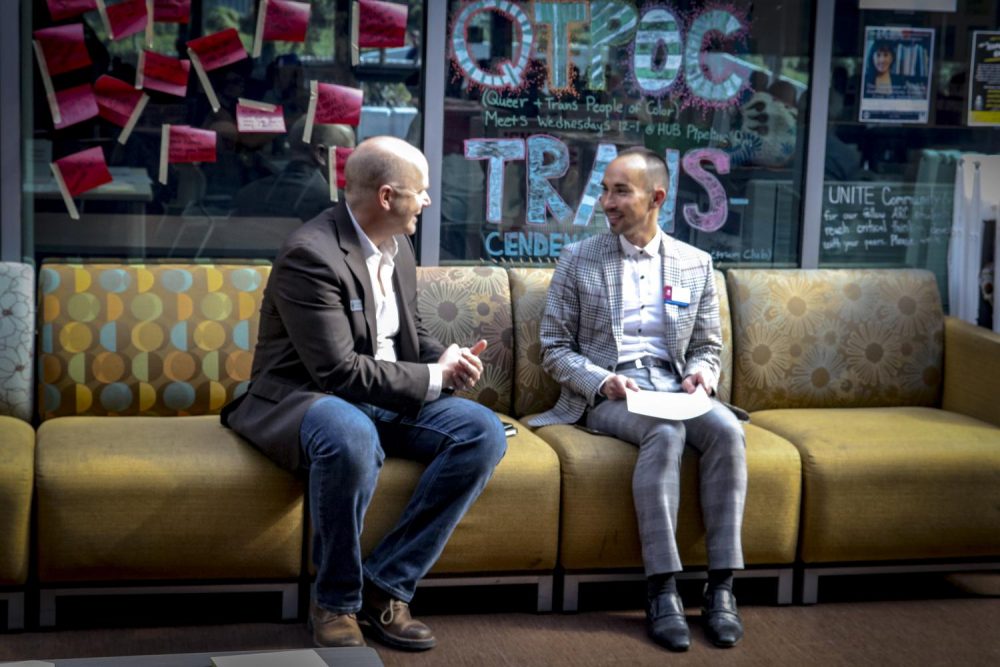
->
[35,416,303,582]
[751,407,1000,563]
[309,416,561,575]
[535,422,801,571]
[0,416,34,585]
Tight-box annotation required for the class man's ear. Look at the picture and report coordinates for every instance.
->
[313,144,328,168]
[377,184,394,210]
[650,185,667,209]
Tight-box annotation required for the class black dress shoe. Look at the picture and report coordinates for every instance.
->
[646,591,690,652]
[702,585,744,648]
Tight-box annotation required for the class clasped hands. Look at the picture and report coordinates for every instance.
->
[601,370,713,400]
[439,339,488,392]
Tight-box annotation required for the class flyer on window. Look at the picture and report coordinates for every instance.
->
[968,31,1000,127]
[859,26,935,124]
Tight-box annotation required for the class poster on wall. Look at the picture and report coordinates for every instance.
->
[968,31,1000,127]
[859,26,935,124]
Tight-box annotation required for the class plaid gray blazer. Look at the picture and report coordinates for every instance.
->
[526,231,722,427]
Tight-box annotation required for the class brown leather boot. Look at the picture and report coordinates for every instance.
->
[308,599,365,648]
[359,586,436,651]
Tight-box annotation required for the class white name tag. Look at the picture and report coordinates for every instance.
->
[350,299,363,312]
[663,285,691,307]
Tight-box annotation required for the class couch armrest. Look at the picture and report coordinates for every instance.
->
[942,316,1000,428]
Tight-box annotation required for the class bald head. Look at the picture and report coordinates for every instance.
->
[344,136,428,200]
[286,118,355,162]
[616,147,669,194]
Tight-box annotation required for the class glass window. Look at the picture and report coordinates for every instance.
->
[818,0,1000,314]
[23,0,423,261]
[439,0,814,266]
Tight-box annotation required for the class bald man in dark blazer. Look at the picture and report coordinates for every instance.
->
[222,136,506,651]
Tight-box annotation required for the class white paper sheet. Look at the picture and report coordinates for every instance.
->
[625,389,712,421]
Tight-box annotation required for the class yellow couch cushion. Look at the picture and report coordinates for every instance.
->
[37,262,270,419]
[727,269,943,412]
[417,267,513,414]
[35,416,303,582]
[0,416,34,585]
[535,423,801,570]
[750,407,1000,563]
[309,416,561,574]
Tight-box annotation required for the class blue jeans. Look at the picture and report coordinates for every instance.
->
[300,394,506,614]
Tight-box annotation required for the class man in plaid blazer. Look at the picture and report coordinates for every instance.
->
[527,148,747,652]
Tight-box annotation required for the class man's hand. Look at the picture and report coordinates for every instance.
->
[601,374,639,400]
[681,371,714,395]
[440,339,487,391]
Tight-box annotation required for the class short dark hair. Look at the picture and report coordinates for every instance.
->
[617,146,669,192]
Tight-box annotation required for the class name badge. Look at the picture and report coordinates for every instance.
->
[663,285,691,307]
[350,299,363,312]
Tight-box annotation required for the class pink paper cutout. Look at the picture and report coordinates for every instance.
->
[34,24,92,77]
[46,0,98,22]
[141,51,190,97]
[263,0,311,42]
[236,102,286,134]
[106,0,148,41]
[358,0,408,48]
[168,126,217,163]
[187,28,248,72]
[54,146,113,196]
[334,147,353,188]
[53,83,99,130]
[94,75,144,127]
[153,0,191,23]
[315,83,363,126]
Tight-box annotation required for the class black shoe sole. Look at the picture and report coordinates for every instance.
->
[358,611,437,651]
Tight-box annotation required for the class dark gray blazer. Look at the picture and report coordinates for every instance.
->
[221,204,445,472]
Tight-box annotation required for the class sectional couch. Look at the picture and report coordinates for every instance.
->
[0,259,997,631]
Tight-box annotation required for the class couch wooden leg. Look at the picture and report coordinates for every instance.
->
[1,593,24,631]
[536,576,553,612]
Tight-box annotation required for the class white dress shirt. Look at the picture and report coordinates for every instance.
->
[618,231,673,365]
[349,206,442,401]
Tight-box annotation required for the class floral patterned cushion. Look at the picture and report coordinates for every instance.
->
[509,268,561,418]
[0,262,35,422]
[727,269,944,412]
[417,266,513,414]
[38,262,270,419]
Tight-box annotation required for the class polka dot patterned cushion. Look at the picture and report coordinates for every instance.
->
[416,266,513,414]
[727,269,944,412]
[38,262,270,419]
[0,262,35,422]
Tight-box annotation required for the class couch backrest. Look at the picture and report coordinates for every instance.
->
[416,266,513,415]
[727,268,944,412]
[0,262,35,422]
[508,268,733,418]
[37,261,270,420]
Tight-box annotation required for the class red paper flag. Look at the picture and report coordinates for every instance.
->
[46,0,98,22]
[168,126,217,163]
[94,75,142,125]
[264,0,311,42]
[236,99,286,134]
[53,83,99,130]
[105,0,148,41]
[315,83,363,125]
[153,0,191,23]
[139,50,190,97]
[33,24,92,77]
[187,28,248,72]
[358,0,408,48]
[54,147,113,197]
